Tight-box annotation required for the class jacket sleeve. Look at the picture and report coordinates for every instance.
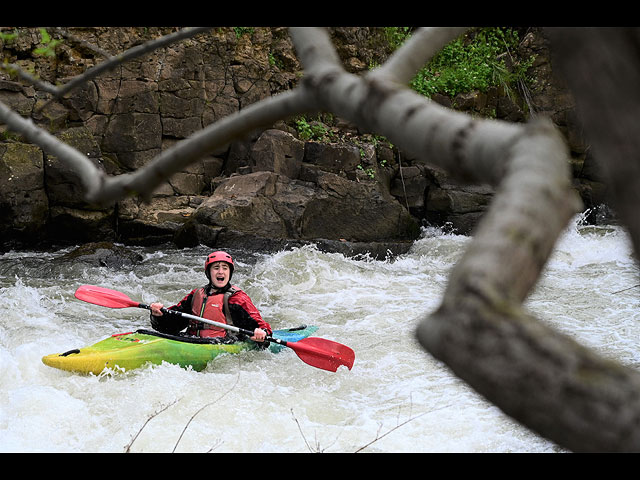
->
[228,290,272,337]
[149,289,194,335]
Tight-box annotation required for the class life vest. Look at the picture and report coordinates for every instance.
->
[187,286,237,338]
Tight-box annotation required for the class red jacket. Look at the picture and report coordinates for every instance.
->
[152,284,271,340]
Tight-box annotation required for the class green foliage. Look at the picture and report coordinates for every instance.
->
[268,51,285,69]
[408,27,534,99]
[233,27,255,39]
[0,30,18,43]
[33,28,62,57]
[0,130,22,142]
[383,27,413,50]
[357,164,376,179]
[353,135,394,180]
[295,116,332,142]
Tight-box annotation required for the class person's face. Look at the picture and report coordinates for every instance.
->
[209,261,231,288]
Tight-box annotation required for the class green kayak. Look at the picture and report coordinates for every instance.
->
[42,325,318,374]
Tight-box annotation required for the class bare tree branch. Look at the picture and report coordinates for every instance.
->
[57,27,211,94]
[35,27,213,112]
[0,63,59,95]
[1,28,210,105]
[124,398,180,453]
[0,99,103,196]
[171,357,241,453]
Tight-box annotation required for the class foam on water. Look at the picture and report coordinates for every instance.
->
[1,214,638,452]
[528,214,640,365]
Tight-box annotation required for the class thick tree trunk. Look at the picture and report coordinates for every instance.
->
[546,27,640,260]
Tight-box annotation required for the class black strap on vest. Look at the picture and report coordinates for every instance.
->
[222,287,237,326]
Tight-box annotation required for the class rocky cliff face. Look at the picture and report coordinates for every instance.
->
[0,27,607,254]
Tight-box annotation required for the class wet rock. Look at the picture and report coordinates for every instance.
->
[249,129,304,179]
[45,127,104,207]
[303,141,361,175]
[59,241,143,268]
[183,170,419,245]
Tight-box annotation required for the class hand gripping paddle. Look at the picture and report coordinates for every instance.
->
[74,285,355,372]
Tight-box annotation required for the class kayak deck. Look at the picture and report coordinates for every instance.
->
[42,325,318,374]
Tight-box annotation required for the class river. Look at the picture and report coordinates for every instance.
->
[1,212,638,452]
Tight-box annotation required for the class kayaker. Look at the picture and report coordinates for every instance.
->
[149,251,272,344]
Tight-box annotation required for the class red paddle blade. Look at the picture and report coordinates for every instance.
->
[287,337,355,372]
[75,285,138,309]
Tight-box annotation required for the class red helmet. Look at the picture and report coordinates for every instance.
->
[205,251,234,280]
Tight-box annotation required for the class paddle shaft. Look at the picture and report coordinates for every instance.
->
[140,303,289,347]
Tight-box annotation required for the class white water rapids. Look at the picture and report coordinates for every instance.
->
[1,213,638,452]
